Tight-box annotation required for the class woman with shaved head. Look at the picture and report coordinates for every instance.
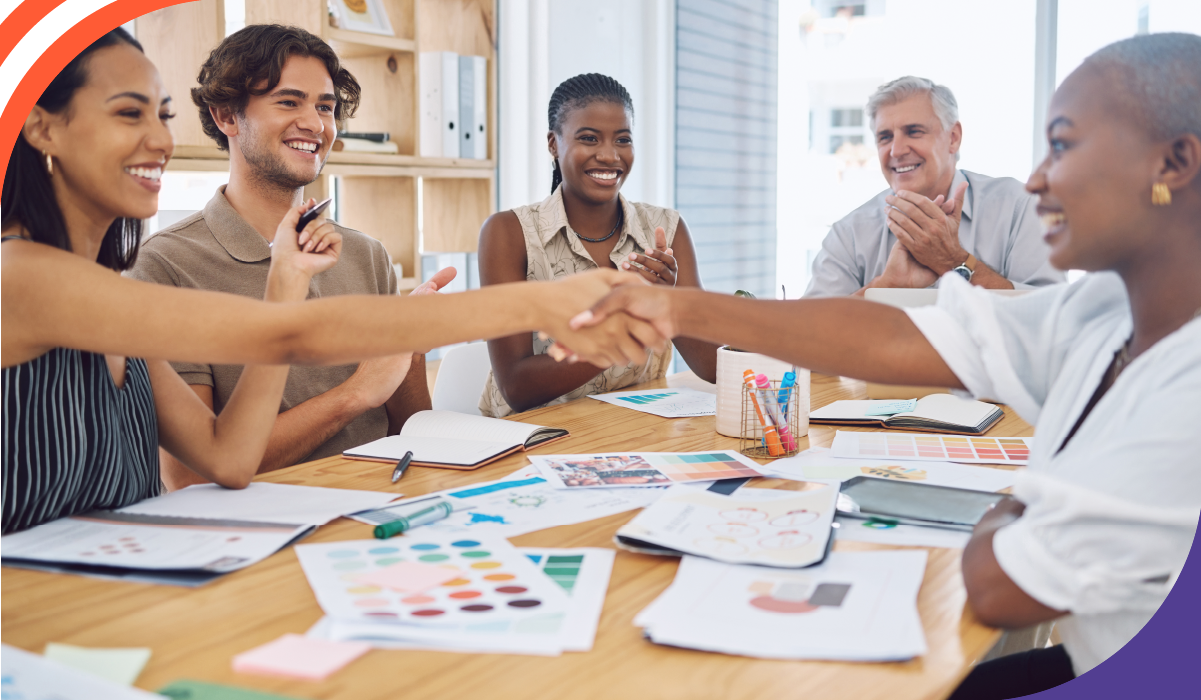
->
[571,33,1201,697]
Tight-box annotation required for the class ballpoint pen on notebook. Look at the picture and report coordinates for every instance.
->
[743,370,784,456]
[391,451,414,484]
[756,373,797,451]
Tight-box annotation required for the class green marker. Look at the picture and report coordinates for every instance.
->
[373,501,454,539]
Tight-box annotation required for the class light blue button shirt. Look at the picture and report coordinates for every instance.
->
[803,169,1065,298]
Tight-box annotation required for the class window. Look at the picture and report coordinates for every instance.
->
[830,3,866,17]
[828,107,865,153]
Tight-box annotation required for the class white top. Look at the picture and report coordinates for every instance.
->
[905,272,1201,676]
[804,169,1065,298]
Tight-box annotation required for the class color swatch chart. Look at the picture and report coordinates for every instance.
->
[295,534,569,629]
[831,431,1031,464]
[618,393,674,404]
[526,553,585,594]
[588,388,717,418]
[656,453,762,480]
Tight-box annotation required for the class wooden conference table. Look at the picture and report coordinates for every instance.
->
[1,373,1034,700]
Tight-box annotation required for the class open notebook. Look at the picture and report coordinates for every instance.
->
[808,394,1003,435]
[343,410,569,470]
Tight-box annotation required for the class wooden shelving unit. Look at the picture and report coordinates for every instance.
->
[136,0,497,291]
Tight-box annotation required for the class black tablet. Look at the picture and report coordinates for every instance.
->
[837,476,1007,531]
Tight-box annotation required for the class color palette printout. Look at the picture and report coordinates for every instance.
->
[587,388,716,418]
[636,551,928,661]
[531,451,765,489]
[297,534,575,655]
[831,431,1032,465]
[306,546,614,655]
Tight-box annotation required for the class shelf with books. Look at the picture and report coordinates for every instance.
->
[138,0,496,282]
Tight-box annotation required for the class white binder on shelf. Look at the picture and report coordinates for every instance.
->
[419,51,459,158]
[457,56,487,159]
[470,55,487,159]
[458,55,473,159]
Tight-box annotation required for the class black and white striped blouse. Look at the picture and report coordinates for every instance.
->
[2,348,160,534]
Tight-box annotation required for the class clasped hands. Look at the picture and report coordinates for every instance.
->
[874,182,969,289]
[536,270,677,369]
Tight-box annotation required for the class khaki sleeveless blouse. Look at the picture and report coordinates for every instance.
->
[479,187,679,418]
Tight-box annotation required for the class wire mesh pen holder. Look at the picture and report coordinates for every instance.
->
[739,379,803,460]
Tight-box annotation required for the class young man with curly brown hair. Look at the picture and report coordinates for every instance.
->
[127,24,453,488]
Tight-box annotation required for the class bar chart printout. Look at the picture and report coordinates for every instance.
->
[831,432,1031,465]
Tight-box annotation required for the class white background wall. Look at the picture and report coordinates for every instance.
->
[497,0,675,212]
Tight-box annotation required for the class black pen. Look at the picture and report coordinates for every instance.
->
[391,451,414,484]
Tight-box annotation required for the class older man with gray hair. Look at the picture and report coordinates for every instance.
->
[804,76,1064,297]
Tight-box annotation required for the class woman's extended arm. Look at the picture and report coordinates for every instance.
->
[477,211,610,413]
[1,240,653,373]
[567,286,964,388]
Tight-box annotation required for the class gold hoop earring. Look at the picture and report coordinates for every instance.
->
[1152,182,1171,206]
[43,151,53,177]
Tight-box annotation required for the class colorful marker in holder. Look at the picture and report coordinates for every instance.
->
[756,373,798,451]
[778,370,797,420]
[743,369,784,457]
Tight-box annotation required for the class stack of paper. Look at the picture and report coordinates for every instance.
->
[1,645,163,700]
[637,551,929,661]
[298,535,614,656]
[531,451,765,489]
[767,447,1019,491]
[1,483,400,586]
[616,484,838,568]
[118,482,400,526]
[765,446,1017,548]
[351,466,663,538]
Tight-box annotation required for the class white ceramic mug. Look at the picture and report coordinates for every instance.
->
[714,346,810,438]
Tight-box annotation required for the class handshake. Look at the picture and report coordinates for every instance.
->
[536,269,682,368]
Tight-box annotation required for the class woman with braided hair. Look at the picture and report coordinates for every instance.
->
[477,73,718,417]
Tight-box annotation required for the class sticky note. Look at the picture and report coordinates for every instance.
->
[43,643,151,686]
[864,399,918,416]
[231,634,369,681]
[351,560,462,592]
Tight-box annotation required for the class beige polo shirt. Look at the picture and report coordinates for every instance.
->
[126,186,397,462]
